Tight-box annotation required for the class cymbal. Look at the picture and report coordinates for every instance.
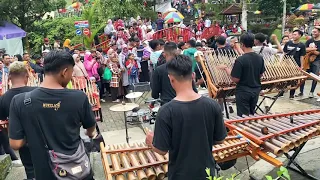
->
[109,103,139,112]
[125,92,143,99]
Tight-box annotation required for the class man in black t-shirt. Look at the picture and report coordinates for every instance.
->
[0,61,35,179]
[146,55,227,180]
[151,42,197,104]
[9,51,96,180]
[215,36,236,56]
[219,33,266,116]
[283,29,306,98]
[304,26,320,98]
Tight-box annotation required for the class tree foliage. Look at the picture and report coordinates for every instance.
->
[100,0,149,19]
[0,0,55,30]
[55,0,68,9]
[258,0,318,18]
[258,0,283,17]
[28,17,82,54]
[82,0,105,48]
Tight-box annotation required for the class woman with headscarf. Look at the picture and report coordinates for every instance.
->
[140,41,151,82]
[83,51,104,102]
[63,39,72,52]
[72,54,88,90]
[119,44,129,94]
[104,19,115,38]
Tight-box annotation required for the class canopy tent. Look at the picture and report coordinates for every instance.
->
[0,22,26,55]
[220,4,242,24]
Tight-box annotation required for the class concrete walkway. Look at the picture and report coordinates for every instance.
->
[5,80,320,180]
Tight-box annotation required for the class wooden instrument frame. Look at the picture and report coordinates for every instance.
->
[224,110,320,166]
[99,130,266,180]
[198,53,308,99]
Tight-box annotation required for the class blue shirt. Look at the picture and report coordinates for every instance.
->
[156,19,164,30]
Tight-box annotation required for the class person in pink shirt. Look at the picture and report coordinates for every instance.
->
[145,28,154,40]
[84,49,104,102]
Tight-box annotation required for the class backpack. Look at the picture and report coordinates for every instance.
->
[103,68,112,81]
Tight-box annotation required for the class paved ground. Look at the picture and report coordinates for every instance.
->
[5,80,320,180]
[97,92,151,132]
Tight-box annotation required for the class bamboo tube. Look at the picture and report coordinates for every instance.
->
[235,123,284,156]
[260,120,308,143]
[122,144,147,180]
[109,145,126,180]
[118,145,137,180]
[249,122,296,149]
[138,143,165,180]
[132,143,157,180]
[239,122,290,152]
[275,118,317,139]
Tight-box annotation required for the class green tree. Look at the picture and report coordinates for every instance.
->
[82,0,105,48]
[0,0,55,49]
[28,17,82,53]
[100,0,146,19]
[55,0,68,9]
[258,0,283,17]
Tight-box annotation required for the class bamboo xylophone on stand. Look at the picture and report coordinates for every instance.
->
[100,131,263,180]
[225,109,320,162]
[198,50,308,98]
[100,110,320,179]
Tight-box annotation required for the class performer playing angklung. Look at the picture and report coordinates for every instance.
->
[146,55,227,180]
[0,61,35,179]
[218,33,265,116]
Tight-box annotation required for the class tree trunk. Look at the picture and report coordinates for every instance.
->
[241,0,248,31]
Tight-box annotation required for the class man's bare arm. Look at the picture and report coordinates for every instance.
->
[85,125,96,138]
[10,139,26,150]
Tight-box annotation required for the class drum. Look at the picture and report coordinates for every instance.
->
[137,109,151,122]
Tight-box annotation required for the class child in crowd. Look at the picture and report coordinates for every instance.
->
[125,53,139,86]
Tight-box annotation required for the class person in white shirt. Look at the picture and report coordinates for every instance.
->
[205,18,211,28]
[253,33,283,55]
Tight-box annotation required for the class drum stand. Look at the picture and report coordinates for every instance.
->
[124,111,130,143]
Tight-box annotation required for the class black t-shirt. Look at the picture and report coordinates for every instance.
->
[0,86,36,120]
[283,41,306,66]
[306,39,320,61]
[151,63,198,104]
[9,88,96,180]
[231,52,265,92]
[153,96,227,180]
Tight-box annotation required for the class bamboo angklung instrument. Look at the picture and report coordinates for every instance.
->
[71,77,99,107]
[199,51,308,98]
[225,109,320,157]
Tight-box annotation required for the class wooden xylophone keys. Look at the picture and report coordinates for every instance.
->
[101,142,168,180]
[200,50,307,98]
[225,110,320,156]
[100,133,258,180]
